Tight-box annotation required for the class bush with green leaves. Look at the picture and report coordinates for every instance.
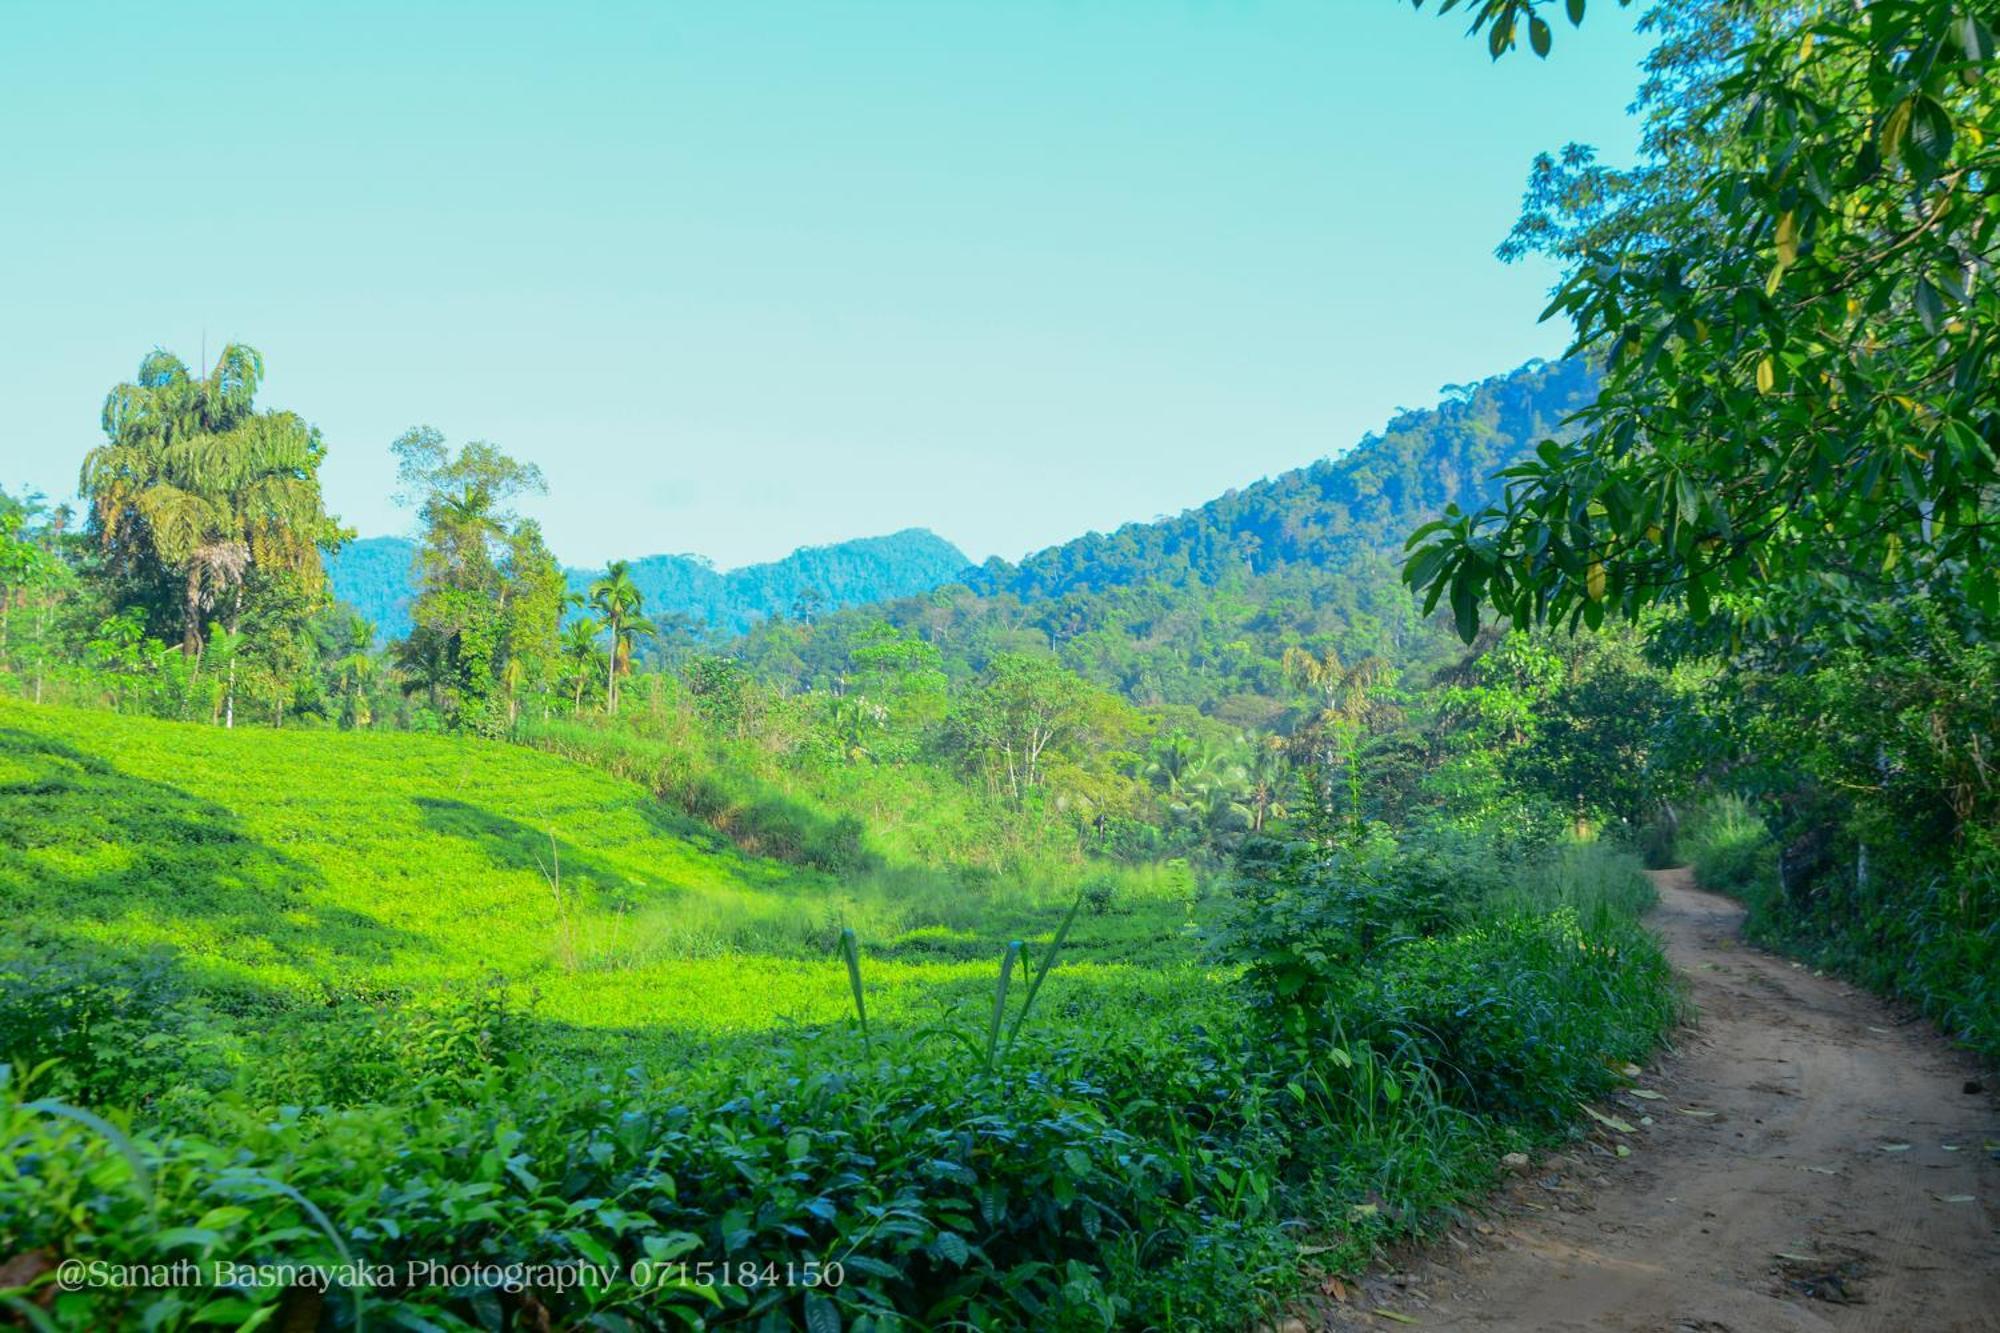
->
[0,841,1677,1331]
[0,942,218,1109]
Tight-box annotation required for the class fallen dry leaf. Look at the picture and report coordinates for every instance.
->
[1581,1105,1637,1133]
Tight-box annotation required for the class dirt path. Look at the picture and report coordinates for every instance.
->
[1325,867,2000,1333]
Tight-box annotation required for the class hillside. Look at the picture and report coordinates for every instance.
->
[738,357,1597,717]
[973,355,1596,600]
[327,526,971,641]
[0,698,1182,1038]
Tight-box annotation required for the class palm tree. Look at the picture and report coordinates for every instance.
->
[393,625,455,713]
[1281,646,1392,729]
[1281,646,1395,836]
[337,643,379,728]
[559,618,604,713]
[1245,736,1289,833]
[501,652,528,727]
[79,345,334,699]
[1143,733,1207,797]
[588,560,656,715]
[81,346,329,652]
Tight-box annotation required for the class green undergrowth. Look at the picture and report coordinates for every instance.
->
[516,714,1109,886]
[0,701,1678,1329]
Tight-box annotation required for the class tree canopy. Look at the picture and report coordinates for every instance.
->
[1407,0,2000,652]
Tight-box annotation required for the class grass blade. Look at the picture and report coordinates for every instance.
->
[1004,889,1085,1055]
[984,941,1022,1072]
[840,928,871,1055]
[218,1168,364,1332]
[22,1098,154,1206]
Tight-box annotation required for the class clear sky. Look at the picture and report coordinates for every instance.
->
[0,1,1650,569]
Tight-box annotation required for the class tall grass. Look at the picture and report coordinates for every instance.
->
[1489,839,1658,929]
[1677,794,1776,899]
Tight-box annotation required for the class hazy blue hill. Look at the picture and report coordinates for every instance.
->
[328,529,971,642]
[324,536,422,639]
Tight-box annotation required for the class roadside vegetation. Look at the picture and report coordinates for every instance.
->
[0,700,1674,1329]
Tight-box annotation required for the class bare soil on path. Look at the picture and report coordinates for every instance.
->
[1322,867,2000,1333]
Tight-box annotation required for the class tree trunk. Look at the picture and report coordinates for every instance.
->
[223,596,242,730]
[606,624,619,715]
[183,567,205,656]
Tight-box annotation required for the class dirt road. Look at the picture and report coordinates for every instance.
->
[1327,867,2000,1333]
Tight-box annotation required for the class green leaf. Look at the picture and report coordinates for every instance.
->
[1914,278,1944,337]
[194,1205,252,1232]
[984,940,1022,1071]
[1879,98,1914,162]
[1450,571,1480,643]
[840,927,870,1055]
[1774,211,1798,267]
[1529,16,1551,56]
[1960,16,1994,61]
[804,1291,843,1333]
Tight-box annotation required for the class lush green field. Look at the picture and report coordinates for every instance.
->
[0,700,1201,1041]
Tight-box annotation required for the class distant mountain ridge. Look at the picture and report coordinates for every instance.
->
[733,357,1601,716]
[327,528,972,641]
[969,356,1599,601]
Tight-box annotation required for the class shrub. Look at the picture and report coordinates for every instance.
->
[1678,794,1776,898]
[0,942,219,1108]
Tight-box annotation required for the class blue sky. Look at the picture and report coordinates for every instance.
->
[0,1,1650,568]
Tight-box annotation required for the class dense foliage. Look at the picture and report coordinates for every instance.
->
[734,358,1597,724]
[1407,0,1999,1060]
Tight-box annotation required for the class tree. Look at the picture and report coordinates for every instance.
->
[953,653,1093,803]
[588,559,658,715]
[1245,736,1289,834]
[333,618,381,728]
[77,345,344,723]
[1407,1,2000,651]
[558,619,605,713]
[1282,645,1395,837]
[390,427,557,733]
[0,490,75,703]
[499,521,567,722]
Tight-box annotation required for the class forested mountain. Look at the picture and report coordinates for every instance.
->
[738,357,1597,720]
[974,355,1596,599]
[328,527,971,640]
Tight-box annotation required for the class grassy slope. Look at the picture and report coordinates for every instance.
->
[0,701,1204,1040]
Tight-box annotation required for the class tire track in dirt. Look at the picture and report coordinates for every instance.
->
[1318,868,2000,1333]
